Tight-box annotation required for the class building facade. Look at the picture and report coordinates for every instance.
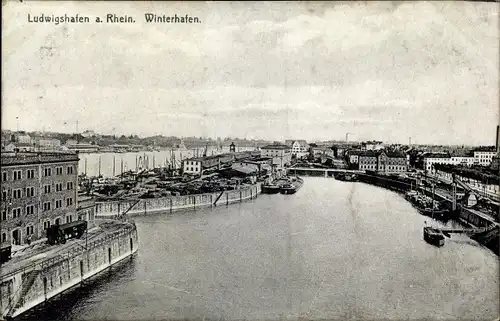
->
[182,159,203,175]
[285,140,308,158]
[423,153,475,173]
[359,150,407,173]
[260,144,292,167]
[359,151,379,171]
[1,152,79,245]
[182,154,235,175]
[473,147,497,166]
[376,151,407,173]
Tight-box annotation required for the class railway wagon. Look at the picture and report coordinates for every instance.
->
[46,220,88,245]
[0,242,12,264]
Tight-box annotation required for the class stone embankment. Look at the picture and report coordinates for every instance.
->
[0,220,138,320]
[95,183,262,218]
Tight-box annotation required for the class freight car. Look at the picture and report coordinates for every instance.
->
[46,220,88,245]
[0,242,12,264]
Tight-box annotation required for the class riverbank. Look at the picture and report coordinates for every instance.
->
[95,183,262,218]
[15,177,498,321]
[355,172,499,255]
[0,221,138,320]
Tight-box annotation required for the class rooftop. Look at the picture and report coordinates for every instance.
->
[358,151,380,157]
[423,152,451,159]
[261,144,291,150]
[474,146,496,152]
[0,151,79,166]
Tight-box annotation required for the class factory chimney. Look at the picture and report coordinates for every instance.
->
[496,125,499,153]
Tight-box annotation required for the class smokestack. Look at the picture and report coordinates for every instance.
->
[496,125,499,152]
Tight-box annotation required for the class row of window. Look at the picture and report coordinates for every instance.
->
[1,198,74,220]
[185,167,200,172]
[360,165,406,171]
[2,182,74,200]
[1,166,74,182]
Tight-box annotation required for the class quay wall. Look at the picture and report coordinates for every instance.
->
[95,183,262,218]
[356,173,497,226]
[0,222,138,320]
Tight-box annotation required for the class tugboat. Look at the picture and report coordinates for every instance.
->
[280,177,304,195]
[423,225,445,247]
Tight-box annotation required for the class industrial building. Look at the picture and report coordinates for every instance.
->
[1,152,80,245]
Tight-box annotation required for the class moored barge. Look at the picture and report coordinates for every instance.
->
[280,177,304,195]
[423,226,445,247]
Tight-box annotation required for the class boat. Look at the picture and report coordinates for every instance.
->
[421,208,451,220]
[405,190,418,201]
[423,226,445,247]
[280,177,304,195]
[261,182,281,194]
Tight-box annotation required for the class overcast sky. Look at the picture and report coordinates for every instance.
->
[2,1,499,145]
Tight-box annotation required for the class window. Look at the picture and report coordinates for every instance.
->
[26,205,35,215]
[1,210,6,220]
[13,189,22,199]
[12,208,21,218]
[66,182,73,190]
[44,168,52,177]
[55,199,62,209]
[27,169,35,179]
[26,226,34,235]
[56,167,63,175]
[66,198,73,207]
[26,187,35,197]
[66,215,72,223]
[44,185,51,194]
[2,172,7,181]
[1,233,6,242]
[67,166,74,175]
[13,170,22,180]
[43,221,51,230]
[43,202,51,211]
[2,190,7,200]
[55,183,63,192]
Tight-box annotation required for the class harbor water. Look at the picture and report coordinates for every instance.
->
[19,178,499,320]
[77,146,255,178]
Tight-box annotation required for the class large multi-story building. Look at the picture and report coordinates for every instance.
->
[359,151,379,171]
[473,146,497,166]
[423,152,475,173]
[260,144,292,167]
[359,150,407,173]
[1,152,80,245]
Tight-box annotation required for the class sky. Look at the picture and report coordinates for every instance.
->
[2,1,499,145]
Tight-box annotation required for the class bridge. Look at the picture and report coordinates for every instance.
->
[286,167,361,177]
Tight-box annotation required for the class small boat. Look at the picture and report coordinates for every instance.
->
[280,177,304,195]
[423,226,445,247]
